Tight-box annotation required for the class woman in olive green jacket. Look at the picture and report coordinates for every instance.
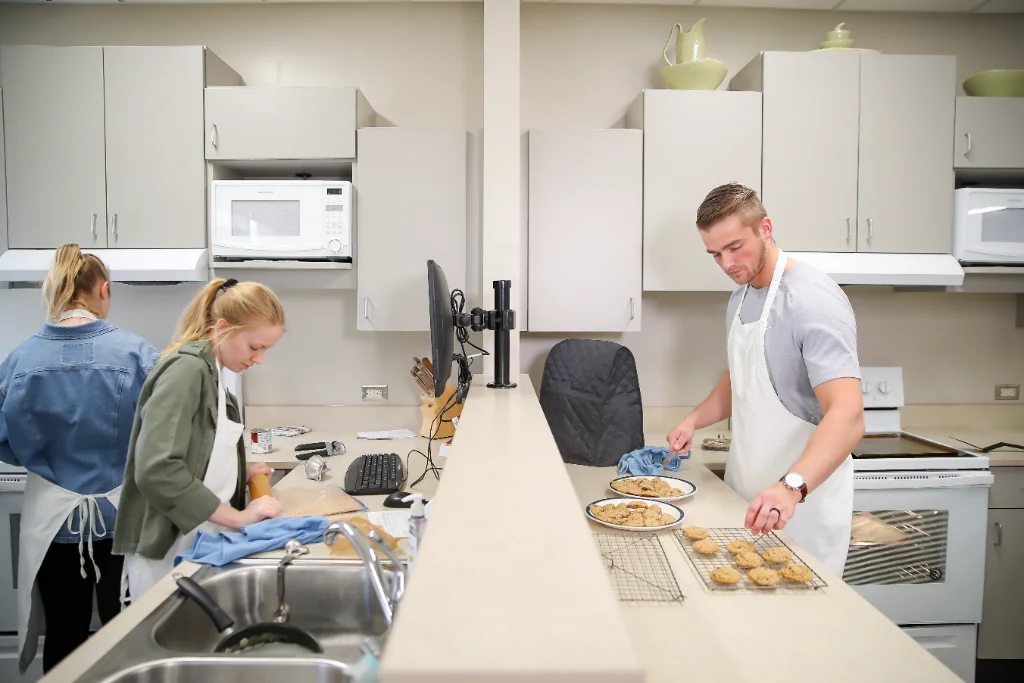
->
[114,278,286,600]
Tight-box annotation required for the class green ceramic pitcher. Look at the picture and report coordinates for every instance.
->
[663,17,706,67]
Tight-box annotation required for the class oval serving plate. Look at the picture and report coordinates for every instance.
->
[608,475,697,502]
[585,497,684,532]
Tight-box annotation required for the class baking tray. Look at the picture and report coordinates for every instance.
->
[673,528,827,592]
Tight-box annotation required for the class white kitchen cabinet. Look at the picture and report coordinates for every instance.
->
[626,89,762,292]
[104,47,209,249]
[527,129,642,332]
[205,87,374,161]
[2,46,108,249]
[1,45,239,250]
[857,55,955,254]
[955,97,1024,170]
[732,52,956,255]
[355,128,467,332]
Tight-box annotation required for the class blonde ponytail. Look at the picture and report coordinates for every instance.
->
[42,244,110,321]
[163,279,285,358]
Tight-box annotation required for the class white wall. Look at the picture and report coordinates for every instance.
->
[2,2,1023,407]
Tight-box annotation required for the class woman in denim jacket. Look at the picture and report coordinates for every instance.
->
[0,245,158,674]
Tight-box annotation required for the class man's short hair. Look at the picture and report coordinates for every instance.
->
[696,183,767,231]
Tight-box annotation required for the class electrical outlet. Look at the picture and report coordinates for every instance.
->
[995,384,1020,401]
[362,385,388,402]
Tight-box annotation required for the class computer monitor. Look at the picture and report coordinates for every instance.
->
[427,259,454,399]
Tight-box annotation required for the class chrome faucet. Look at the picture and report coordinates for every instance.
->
[323,522,406,628]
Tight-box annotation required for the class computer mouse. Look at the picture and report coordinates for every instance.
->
[383,491,424,508]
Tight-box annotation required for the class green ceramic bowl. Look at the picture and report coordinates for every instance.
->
[661,58,728,91]
[962,70,1024,97]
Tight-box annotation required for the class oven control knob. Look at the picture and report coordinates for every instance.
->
[861,380,870,395]
[328,239,342,253]
[878,381,890,395]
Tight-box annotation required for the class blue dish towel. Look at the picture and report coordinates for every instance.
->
[174,516,331,567]
[617,445,688,477]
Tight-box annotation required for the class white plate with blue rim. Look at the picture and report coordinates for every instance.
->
[585,497,685,532]
[608,475,697,502]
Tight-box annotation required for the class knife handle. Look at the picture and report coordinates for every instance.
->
[296,449,327,461]
[296,442,327,451]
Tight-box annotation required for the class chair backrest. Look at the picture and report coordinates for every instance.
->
[539,339,644,467]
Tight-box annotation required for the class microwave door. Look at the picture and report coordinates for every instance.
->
[215,198,322,251]
[966,204,1024,263]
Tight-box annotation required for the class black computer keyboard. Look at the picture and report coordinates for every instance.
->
[343,453,404,496]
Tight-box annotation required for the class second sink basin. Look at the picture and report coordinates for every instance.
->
[152,559,391,657]
[100,656,352,683]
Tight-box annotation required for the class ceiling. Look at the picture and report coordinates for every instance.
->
[0,0,1022,11]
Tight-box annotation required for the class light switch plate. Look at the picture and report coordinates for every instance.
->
[995,384,1020,401]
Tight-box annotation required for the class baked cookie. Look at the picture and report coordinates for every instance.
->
[683,526,709,541]
[710,566,742,585]
[779,564,815,583]
[692,539,720,555]
[747,567,780,586]
[761,547,793,564]
[726,539,756,555]
[734,551,763,569]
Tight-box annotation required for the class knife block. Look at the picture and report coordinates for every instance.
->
[420,381,464,440]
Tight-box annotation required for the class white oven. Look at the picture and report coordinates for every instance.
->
[953,187,1024,266]
[841,367,992,683]
[210,180,352,263]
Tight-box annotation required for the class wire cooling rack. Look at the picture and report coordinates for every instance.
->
[593,532,685,603]
[673,528,827,593]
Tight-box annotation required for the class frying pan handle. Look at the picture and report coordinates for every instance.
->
[175,575,235,633]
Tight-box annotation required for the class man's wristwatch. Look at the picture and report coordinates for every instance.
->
[780,472,808,503]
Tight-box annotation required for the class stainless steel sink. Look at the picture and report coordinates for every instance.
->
[97,656,351,683]
[152,560,390,655]
[78,558,394,683]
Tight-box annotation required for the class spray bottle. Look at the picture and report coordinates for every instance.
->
[403,493,427,572]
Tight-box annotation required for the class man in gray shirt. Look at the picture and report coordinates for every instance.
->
[667,183,865,576]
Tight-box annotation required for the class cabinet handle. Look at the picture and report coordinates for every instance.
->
[363,297,370,321]
[90,214,97,239]
[210,124,219,150]
[846,218,852,243]
[867,218,874,245]
[964,132,972,157]
[629,297,635,321]
[994,522,1003,546]
[109,213,118,238]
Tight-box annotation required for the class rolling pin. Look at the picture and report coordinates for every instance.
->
[248,472,273,500]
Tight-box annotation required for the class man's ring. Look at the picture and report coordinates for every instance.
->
[769,507,782,519]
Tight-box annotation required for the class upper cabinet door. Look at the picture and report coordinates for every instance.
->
[205,87,367,161]
[857,55,955,254]
[1,46,107,249]
[761,52,860,253]
[639,90,761,292]
[355,128,467,332]
[955,97,1024,170]
[103,46,207,249]
[527,129,643,332]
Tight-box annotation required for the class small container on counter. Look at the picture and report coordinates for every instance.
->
[250,427,273,455]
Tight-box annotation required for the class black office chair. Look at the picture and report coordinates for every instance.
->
[539,339,644,467]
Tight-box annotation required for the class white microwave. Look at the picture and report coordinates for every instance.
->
[210,180,352,262]
[953,188,1024,266]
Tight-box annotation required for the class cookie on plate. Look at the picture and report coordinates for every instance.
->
[709,566,742,585]
[692,538,720,555]
[734,551,763,569]
[761,547,793,564]
[726,539,756,555]
[683,525,709,541]
[780,564,815,583]
[747,567,780,586]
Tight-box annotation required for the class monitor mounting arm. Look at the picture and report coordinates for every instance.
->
[453,279,517,392]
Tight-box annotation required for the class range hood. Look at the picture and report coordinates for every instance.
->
[0,249,209,283]
[788,252,965,287]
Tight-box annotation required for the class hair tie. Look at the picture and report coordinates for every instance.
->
[220,278,238,292]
